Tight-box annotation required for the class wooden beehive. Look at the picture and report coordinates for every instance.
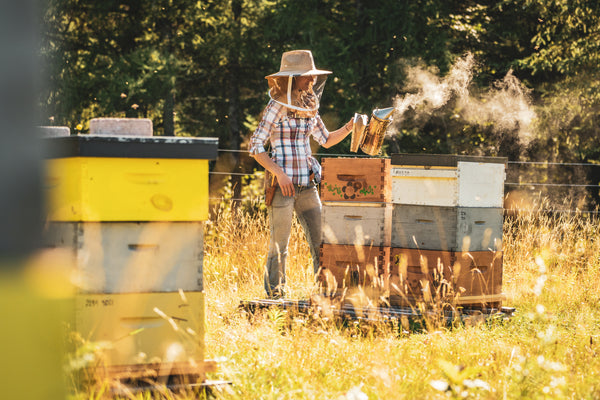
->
[44,222,204,293]
[388,248,504,307]
[43,133,218,383]
[451,251,503,300]
[320,157,391,202]
[390,154,506,207]
[44,135,218,221]
[318,244,390,290]
[388,248,453,303]
[75,291,214,379]
[391,205,503,251]
[318,154,506,310]
[321,201,392,247]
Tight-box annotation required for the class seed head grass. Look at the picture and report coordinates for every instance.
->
[201,201,600,399]
[69,198,600,399]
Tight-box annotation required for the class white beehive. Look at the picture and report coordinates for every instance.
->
[43,222,204,293]
[321,201,392,247]
[457,161,506,207]
[390,205,504,252]
[391,166,457,207]
[391,154,506,208]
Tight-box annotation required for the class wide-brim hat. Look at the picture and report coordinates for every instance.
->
[266,50,332,77]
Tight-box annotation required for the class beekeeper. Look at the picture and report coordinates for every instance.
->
[249,49,354,298]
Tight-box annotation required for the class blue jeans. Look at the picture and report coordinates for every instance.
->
[264,184,322,297]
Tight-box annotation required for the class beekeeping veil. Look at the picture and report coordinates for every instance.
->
[266,50,331,117]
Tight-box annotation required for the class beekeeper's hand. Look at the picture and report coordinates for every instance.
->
[276,172,295,197]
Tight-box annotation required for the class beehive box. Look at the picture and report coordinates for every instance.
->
[44,135,218,221]
[390,153,507,207]
[319,244,390,289]
[320,157,391,202]
[43,221,204,293]
[391,205,503,252]
[388,248,453,301]
[75,291,215,379]
[388,248,503,306]
[321,201,392,247]
[451,251,503,299]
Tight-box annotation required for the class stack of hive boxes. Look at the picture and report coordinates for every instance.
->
[319,154,506,308]
[389,154,506,308]
[319,157,392,294]
[42,118,218,382]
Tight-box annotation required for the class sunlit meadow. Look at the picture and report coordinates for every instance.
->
[68,190,600,399]
[197,194,600,400]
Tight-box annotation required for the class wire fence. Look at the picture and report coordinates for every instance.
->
[209,149,600,213]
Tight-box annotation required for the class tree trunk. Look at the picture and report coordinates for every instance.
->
[163,85,175,136]
[228,0,243,204]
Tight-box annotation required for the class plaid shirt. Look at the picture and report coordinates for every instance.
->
[249,100,329,186]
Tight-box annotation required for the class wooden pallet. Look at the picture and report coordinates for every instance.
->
[108,379,232,397]
[78,360,227,397]
[239,297,515,326]
[91,360,218,381]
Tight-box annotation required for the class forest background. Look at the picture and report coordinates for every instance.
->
[41,0,600,209]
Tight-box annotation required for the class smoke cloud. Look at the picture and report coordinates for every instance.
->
[392,53,535,145]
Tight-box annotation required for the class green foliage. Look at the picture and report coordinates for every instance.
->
[41,0,274,140]
[210,171,266,219]
[516,0,600,76]
[533,74,600,163]
[41,0,600,207]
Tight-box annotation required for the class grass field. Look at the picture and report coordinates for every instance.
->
[196,200,600,400]
[66,197,600,399]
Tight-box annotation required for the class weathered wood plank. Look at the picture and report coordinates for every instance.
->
[391,205,458,250]
[319,244,390,289]
[321,157,391,202]
[322,202,392,246]
[391,205,503,252]
[43,221,204,293]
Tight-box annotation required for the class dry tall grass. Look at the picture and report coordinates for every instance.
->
[204,200,316,304]
[200,199,600,400]
[66,197,600,399]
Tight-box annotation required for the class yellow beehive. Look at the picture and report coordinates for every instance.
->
[75,291,215,379]
[44,135,218,222]
[43,133,219,383]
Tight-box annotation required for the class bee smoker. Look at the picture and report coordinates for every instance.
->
[350,107,395,156]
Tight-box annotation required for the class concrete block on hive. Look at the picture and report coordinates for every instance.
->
[89,117,153,136]
[38,126,70,137]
